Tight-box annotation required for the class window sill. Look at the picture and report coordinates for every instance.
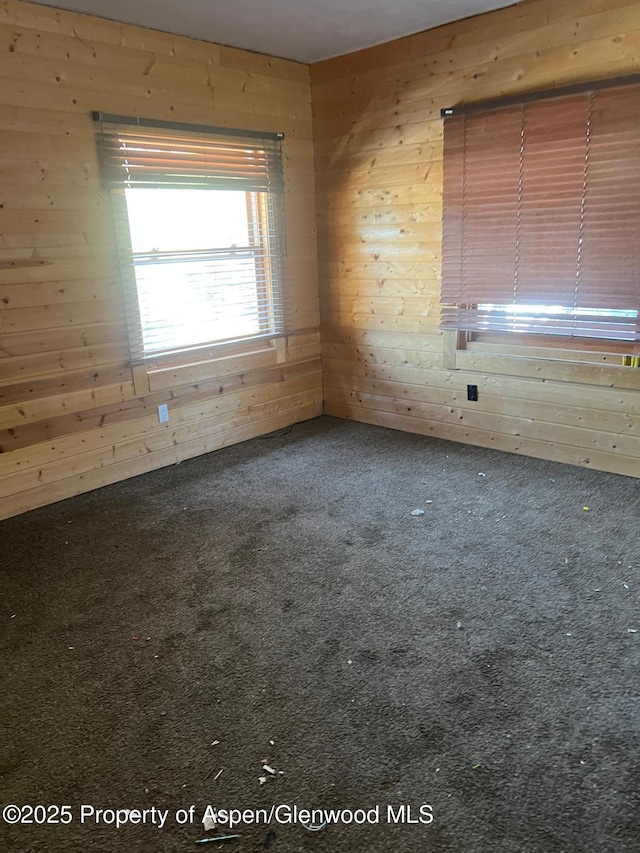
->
[130,337,286,395]
[443,330,640,390]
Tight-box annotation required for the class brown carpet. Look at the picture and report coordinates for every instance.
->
[1,415,639,852]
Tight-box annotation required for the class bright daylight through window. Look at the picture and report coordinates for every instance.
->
[94,113,285,362]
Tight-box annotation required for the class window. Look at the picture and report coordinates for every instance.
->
[441,77,640,342]
[94,113,285,363]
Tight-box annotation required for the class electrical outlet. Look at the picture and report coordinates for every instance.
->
[157,404,169,423]
[467,385,478,402]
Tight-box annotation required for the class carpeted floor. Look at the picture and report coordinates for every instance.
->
[1,415,639,853]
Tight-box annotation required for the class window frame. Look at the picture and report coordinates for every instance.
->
[94,112,286,369]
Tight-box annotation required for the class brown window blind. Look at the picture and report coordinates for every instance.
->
[441,79,640,341]
[94,113,286,362]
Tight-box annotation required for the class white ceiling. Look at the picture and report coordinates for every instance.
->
[30,0,520,63]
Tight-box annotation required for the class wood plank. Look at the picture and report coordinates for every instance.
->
[319,310,439,334]
[0,208,110,239]
[455,351,640,391]
[443,329,464,370]
[0,342,127,382]
[0,103,91,135]
[321,277,439,299]
[0,322,126,357]
[0,365,131,406]
[149,347,279,391]
[465,338,637,365]
[320,326,442,351]
[0,381,136,430]
[1,299,123,334]
[0,278,120,309]
[0,256,115,284]
[322,340,442,370]
[318,203,443,228]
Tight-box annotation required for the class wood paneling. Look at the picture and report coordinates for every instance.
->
[4,0,640,519]
[311,0,640,478]
[0,0,321,520]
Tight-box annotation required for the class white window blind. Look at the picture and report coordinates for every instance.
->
[94,113,286,362]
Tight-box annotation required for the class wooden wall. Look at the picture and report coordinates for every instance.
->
[3,0,640,521]
[311,0,640,478]
[0,0,321,519]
